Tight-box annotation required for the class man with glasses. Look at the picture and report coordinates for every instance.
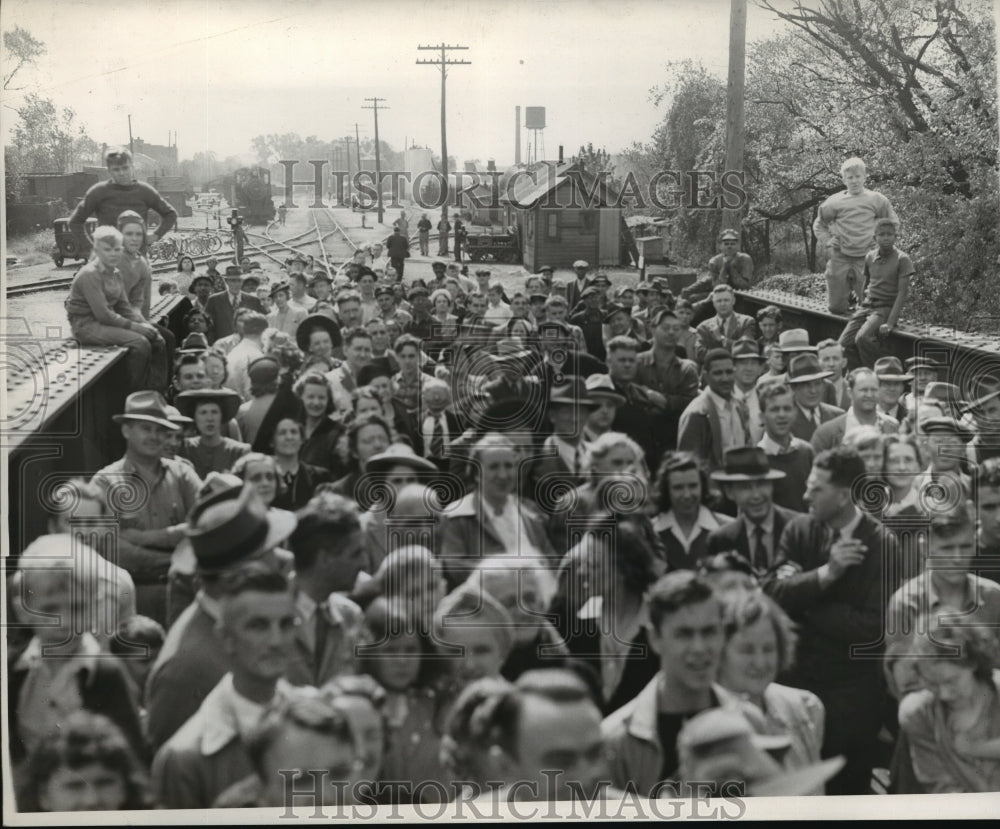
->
[69,148,178,252]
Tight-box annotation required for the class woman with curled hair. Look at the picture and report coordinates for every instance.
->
[438,433,557,589]
[898,618,1000,792]
[268,417,332,510]
[293,371,346,477]
[328,413,395,509]
[18,711,151,812]
[202,349,229,390]
[175,255,198,296]
[552,512,666,715]
[652,450,725,572]
[716,590,826,783]
[881,433,926,518]
[548,432,651,553]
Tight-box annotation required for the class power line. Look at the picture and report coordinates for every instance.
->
[416,44,470,239]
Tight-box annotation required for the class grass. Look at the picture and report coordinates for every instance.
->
[6,229,55,268]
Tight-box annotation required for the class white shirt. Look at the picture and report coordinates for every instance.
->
[843,406,897,442]
[486,496,541,558]
[224,338,265,400]
[484,302,513,323]
[707,388,747,451]
[758,432,811,456]
[653,505,722,553]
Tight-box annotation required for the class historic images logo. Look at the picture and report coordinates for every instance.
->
[277,160,748,213]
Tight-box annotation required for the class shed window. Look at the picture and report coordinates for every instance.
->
[546,212,560,241]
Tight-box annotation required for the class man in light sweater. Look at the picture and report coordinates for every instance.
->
[813,157,899,315]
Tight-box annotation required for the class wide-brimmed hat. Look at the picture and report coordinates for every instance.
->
[550,375,599,407]
[175,388,241,422]
[919,415,975,441]
[580,285,601,299]
[178,332,210,354]
[310,270,332,285]
[112,391,179,430]
[241,274,262,290]
[731,338,765,361]
[585,374,626,406]
[591,273,612,287]
[224,265,243,278]
[635,281,655,294]
[296,314,343,353]
[710,447,786,482]
[786,353,833,384]
[873,356,913,382]
[186,483,297,572]
[366,443,438,476]
[777,329,816,353]
[269,281,291,299]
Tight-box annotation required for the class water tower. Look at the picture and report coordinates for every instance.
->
[525,107,546,164]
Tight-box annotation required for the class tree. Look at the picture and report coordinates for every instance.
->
[3,26,45,92]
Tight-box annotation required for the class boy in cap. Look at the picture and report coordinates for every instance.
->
[813,157,900,315]
[684,229,755,326]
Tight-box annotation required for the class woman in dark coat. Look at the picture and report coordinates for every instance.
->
[294,370,347,477]
[269,416,333,510]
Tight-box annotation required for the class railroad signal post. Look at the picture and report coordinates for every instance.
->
[417,43,470,233]
[227,209,245,263]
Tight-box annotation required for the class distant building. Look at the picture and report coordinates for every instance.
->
[132,138,179,176]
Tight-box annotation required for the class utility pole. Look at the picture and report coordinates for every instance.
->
[363,97,388,224]
[128,114,134,158]
[723,0,747,235]
[354,122,362,175]
[417,43,470,250]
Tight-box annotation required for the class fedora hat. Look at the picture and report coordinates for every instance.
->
[175,388,241,423]
[786,353,833,384]
[873,356,913,382]
[365,443,438,476]
[112,391,180,431]
[163,405,193,427]
[919,415,975,442]
[550,375,598,407]
[585,373,626,406]
[296,314,343,353]
[309,270,332,285]
[731,338,765,361]
[905,356,941,372]
[185,483,297,572]
[710,447,786,482]
[923,382,965,411]
[178,332,210,354]
[777,329,816,353]
[224,265,243,278]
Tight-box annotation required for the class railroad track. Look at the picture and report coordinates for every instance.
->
[244,208,359,273]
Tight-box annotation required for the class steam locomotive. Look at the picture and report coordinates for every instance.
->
[223,167,276,225]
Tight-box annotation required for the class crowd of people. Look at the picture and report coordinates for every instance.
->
[7,149,1000,813]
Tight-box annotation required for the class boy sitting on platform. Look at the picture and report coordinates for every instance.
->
[837,218,913,371]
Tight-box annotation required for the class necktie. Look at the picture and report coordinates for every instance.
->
[314,606,330,683]
[752,523,767,571]
[812,408,821,427]
[430,416,445,458]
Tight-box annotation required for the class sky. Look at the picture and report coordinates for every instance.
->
[3,0,800,167]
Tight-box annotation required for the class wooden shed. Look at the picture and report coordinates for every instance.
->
[502,161,621,271]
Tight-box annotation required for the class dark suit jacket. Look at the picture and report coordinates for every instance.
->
[565,277,593,313]
[822,377,852,410]
[790,402,844,443]
[694,313,757,363]
[762,511,900,686]
[705,505,801,574]
[204,290,266,342]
